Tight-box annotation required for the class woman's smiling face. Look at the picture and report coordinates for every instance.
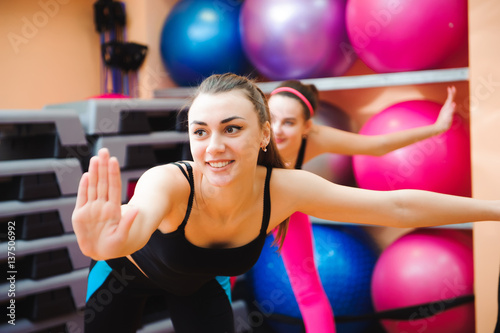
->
[188,90,267,186]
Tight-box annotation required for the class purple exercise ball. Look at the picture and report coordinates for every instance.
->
[240,0,356,81]
[352,100,471,196]
[346,0,468,73]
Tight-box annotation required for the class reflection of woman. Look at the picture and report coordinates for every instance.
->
[268,80,457,332]
[73,73,498,333]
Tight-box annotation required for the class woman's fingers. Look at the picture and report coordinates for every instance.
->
[97,148,110,200]
[75,173,89,209]
[87,155,98,201]
[447,86,457,103]
[81,148,122,206]
[108,156,122,205]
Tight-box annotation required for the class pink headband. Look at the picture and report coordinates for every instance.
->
[270,87,314,116]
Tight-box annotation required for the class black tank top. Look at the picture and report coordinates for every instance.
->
[294,138,307,169]
[130,162,272,296]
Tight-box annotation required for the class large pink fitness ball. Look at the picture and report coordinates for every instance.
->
[371,229,475,333]
[346,0,468,72]
[352,100,471,196]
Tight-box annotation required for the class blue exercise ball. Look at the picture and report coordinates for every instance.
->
[246,224,379,333]
[160,0,253,86]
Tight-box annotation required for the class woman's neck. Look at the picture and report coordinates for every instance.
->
[281,145,302,169]
[197,168,262,222]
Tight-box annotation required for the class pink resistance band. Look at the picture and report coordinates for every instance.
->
[270,87,314,116]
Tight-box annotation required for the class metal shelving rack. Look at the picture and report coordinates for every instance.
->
[154,67,470,98]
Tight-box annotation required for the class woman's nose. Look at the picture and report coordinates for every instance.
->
[206,134,225,154]
[272,122,282,134]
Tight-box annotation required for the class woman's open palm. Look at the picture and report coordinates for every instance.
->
[435,86,457,132]
[72,148,138,259]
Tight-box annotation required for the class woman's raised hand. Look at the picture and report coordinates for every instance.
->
[72,148,139,260]
[434,86,457,133]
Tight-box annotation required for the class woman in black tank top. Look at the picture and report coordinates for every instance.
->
[267,80,458,333]
[73,73,500,333]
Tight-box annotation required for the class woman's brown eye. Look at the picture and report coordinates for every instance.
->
[193,129,205,137]
[226,126,242,134]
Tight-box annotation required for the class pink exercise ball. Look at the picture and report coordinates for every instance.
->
[240,0,356,81]
[346,0,468,73]
[352,100,471,197]
[371,228,475,333]
[303,101,356,186]
[89,93,130,99]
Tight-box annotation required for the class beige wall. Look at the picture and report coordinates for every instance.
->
[469,0,500,331]
[0,0,100,108]
[0,0,178,109]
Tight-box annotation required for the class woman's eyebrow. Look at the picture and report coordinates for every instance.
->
[221,116,245,124]
[190,116,245,127]
[190,120,207,126]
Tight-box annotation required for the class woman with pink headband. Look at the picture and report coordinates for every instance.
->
[267,80,457,333]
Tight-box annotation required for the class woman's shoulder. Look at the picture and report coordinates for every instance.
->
[137,161,194,190]
[270,167,323,192]
[268,167,307,184]
[146,160,192,174]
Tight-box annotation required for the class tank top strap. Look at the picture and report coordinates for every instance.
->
[294,138,307,169]
[172,162,189,181]
[171,162,194,230]
[260,166,272,234]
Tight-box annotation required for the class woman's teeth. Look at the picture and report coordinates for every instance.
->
[209,161,231,168]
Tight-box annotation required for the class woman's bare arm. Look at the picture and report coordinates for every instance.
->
[269,168,499,230]
[307,86,457,158]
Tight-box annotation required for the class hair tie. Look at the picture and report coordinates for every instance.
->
[270,87,314,116]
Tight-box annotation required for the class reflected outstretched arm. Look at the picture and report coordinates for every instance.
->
[309,86,457,157]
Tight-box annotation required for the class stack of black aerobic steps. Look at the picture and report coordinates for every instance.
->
[46,97,191,204]
[0,110,91,332]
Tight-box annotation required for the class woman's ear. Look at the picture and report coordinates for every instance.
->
[303,118,313,137]
[262,121,271,146]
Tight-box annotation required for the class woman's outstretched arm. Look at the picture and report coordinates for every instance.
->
[307,86,457,157]
[270,168,499,230]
